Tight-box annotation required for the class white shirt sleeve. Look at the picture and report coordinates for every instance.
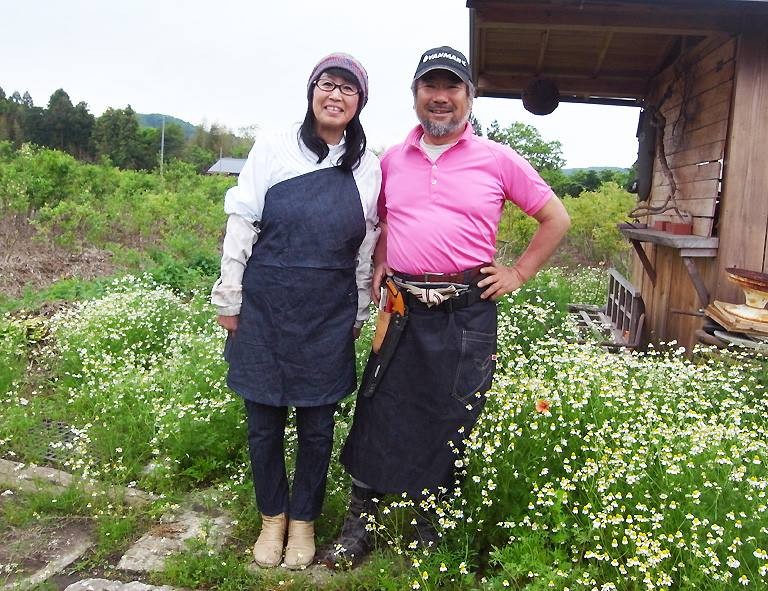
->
[212,135,271,315]
[223,135,271,222]
[210,214,260,316]
[352,152,383,327]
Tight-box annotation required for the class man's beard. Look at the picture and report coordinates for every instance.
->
[419,108,470,138]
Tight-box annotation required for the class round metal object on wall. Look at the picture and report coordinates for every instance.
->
[522,78,560,115]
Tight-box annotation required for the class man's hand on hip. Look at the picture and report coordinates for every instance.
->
[477,262,526,300]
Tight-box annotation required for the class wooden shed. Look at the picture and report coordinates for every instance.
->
[468,0,768,349]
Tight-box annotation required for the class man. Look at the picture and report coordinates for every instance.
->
[324,46,571,567]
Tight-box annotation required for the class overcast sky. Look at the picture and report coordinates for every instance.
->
[3,1,640,168]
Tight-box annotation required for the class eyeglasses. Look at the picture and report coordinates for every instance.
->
[314,79,360,96]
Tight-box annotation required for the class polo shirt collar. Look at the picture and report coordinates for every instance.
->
[404,122,474,150]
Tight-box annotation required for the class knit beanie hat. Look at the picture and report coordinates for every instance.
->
[307,53,369,108]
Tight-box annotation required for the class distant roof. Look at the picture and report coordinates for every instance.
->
[207,157,247,175]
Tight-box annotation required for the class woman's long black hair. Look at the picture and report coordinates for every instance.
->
[299,67,367,172]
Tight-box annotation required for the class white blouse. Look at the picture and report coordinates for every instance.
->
[211,124,382,327]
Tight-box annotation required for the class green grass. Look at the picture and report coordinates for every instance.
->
[0,487,91,530]
[1,263,767,589]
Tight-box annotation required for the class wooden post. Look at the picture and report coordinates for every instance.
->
[717,32,768,300]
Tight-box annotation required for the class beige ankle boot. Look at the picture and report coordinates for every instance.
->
[252,513,287,567]
[284,519,315,569]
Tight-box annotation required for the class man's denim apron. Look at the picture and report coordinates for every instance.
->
[226,167,365,407]
[341,297,497,497]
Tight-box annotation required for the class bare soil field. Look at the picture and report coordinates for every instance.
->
[1,216,116,300]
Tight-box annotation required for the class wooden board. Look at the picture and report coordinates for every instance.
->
[631,243,719,349]
[660,62,735,111]
[648,196,717,217]
[650,178,719,200]
[620,228,718,249]
[660,94,731,134]
[653,161,722,187]
[671,256,712,350]
[692,217,715,237]
[663,118,728,155]
[654,247,675,342]
[716,31,768,297]
[661,140,725,168]
[633,242,657,339]
[653,37,736,90]
[651,37,736,104]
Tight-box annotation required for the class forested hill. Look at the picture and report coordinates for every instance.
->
[137,114,197,139]
[563,166,630,176]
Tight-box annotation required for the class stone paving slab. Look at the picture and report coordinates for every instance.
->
[117,509,232,573]
[1,533,93,591]
[63,579,182,591]
[0,459,157,507]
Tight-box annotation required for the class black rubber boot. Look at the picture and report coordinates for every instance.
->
[320,484,378,569]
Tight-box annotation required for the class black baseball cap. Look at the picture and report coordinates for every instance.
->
[413,46,472,84]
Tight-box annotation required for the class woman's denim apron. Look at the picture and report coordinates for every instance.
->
[226,167,365,407]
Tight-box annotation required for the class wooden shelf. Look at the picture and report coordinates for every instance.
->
[619,226,719,308]
[619,227,719,255]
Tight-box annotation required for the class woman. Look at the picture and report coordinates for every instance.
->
[211,53,380,569]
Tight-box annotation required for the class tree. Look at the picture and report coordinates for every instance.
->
[486,120,565,171]
[469,113,483,137]
[0,87,9,141]
[44,88,75,149]
[93,106,147,169]
[1,91,34,145]
[237,124,260,142]
[45,90,92,155]
[137,126,162,170]
[161,122,186,162]
[556,168,633,198]
[183,144,217,173]
[69,102,95,159]
[22,106,46,145]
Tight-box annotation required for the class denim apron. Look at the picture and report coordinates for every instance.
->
[226,167,365,407]
[340,298,497,497]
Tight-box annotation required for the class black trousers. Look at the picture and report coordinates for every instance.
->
[244,400,337,521]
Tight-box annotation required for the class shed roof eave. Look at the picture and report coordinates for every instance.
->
[476,91,642,107]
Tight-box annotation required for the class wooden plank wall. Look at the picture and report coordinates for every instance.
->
[647,37,736,236]
[714,31,768,303]
[631,37,736,349]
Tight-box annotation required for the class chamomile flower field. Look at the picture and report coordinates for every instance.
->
[1,267,766,590]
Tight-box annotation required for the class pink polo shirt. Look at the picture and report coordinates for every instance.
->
[379,124,555,274]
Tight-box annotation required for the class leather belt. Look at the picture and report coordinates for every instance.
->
[393,263,488,285]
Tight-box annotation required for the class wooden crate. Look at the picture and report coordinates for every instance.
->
[569,269,646,349]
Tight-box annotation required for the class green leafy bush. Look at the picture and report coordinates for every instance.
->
[498,182,635,272]
[564,182,635,270]
[0,145,233,284]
